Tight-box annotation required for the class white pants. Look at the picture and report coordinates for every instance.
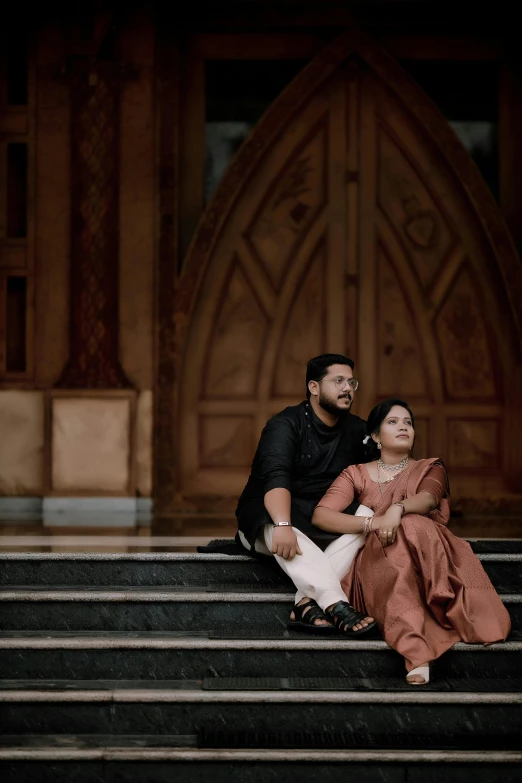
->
[238,506,372,612]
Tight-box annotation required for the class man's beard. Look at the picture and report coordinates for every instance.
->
[318,390,353,416]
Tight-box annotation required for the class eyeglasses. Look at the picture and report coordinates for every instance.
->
[323,377,359,391]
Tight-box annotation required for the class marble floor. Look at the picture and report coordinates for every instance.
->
[0,516,237,553]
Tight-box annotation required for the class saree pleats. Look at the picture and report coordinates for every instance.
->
[332,460,511,671]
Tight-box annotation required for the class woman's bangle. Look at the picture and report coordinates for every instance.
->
[361,516,373,535]
[393,502,405,516]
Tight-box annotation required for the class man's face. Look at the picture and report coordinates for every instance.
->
[315,364,357,416]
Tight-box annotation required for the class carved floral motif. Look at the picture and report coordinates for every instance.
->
[378,127,456,290]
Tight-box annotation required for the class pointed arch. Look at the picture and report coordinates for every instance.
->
[169,25,522,508]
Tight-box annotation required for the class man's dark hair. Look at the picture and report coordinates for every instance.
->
[364,398,415,460]
[306,354,355,399]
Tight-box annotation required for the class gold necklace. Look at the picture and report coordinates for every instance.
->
[377,457,409,493]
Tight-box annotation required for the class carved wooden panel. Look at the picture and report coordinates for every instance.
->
[377,125,458,290]
[245,119,328,292]
[412,417,429,461]
[273,236,326,398]
[376,242,428,399]
[173,31,521,509]
[199,415,255,468]
[447,419,500,470]
[435,264,498,401]
[203,258,269,399]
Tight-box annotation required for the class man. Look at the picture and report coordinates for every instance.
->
[236,354,375,634]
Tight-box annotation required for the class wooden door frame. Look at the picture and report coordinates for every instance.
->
[153,23,522,512]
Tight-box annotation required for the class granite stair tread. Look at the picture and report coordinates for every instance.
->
[2,678,522,697]
[0,586,296,599]
[1,733,521,763]
[2,551,521,593]
[1,629,521,646]
[1,586,520,602]
[1,632,519,681]
[0,591,520,634]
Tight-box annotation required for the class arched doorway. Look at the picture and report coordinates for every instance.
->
[172,29,522,514]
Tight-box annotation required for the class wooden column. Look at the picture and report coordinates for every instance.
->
[56,57,131,390]
[47,53,136,500]
[153,26,181,511]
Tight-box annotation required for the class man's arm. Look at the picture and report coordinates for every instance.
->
[264,487,302,560]
[257,417,302,560]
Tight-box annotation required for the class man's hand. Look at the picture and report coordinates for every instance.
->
[272,526,303,560]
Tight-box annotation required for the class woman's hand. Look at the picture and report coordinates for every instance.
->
[372,505,402,547]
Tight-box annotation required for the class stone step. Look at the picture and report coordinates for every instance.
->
[1,737,521,783]
[2,551,522,591]
[0,588,520,632]
[1,681,521,744]
[0,632,521,680]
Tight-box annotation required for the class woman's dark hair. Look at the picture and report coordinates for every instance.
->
[306,354,355,399]
[364,398,415,460]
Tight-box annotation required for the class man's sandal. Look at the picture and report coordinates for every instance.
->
[288,598,337,635]
[327,600,377,635]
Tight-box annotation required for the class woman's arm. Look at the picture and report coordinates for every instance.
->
[312,506,367,534]
[313,467,363,534]
[375,490,438,547]
[398,490,438,516]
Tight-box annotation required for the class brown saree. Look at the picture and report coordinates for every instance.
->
[317,459,511,671]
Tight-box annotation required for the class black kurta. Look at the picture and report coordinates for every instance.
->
[236,401,367,549]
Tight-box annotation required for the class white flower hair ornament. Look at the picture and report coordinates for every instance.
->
[362,436,370,444]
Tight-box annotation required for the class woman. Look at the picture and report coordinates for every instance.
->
[313,398,511,685]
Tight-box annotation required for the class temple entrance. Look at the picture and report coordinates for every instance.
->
[173,31,521,513]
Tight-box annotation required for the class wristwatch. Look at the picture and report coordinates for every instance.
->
[273,521,292,527]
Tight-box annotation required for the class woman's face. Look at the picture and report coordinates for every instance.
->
[374,405,414,451]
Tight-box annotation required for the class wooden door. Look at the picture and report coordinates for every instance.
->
[174,31,521,512]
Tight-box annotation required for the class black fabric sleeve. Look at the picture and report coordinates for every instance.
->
[355,418,368,463]
[257,416,299,495]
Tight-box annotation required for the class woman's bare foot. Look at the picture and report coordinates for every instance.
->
[289,596,333,627]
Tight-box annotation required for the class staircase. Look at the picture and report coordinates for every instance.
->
[0,540,521,781]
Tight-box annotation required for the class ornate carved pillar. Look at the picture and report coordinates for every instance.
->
[47,54,137,504]
[56,58,132,389]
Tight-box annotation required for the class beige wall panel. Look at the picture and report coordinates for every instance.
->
[0,392,44,495]
[52,398,131,493]
[119,14,155,389]
[136,390,152,497]
[34,27,70,387]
